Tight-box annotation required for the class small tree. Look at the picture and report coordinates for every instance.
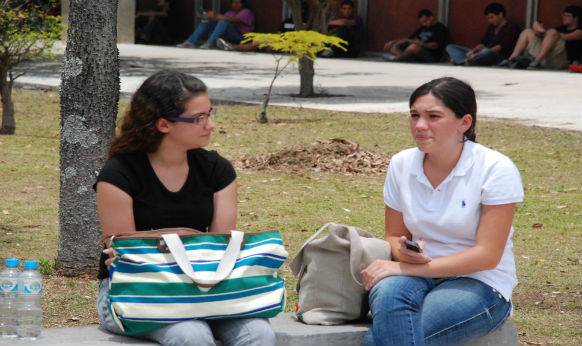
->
[285,0,336,97]
[0,1,62,134]
[243,31,345,123]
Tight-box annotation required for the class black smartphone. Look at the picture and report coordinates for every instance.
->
[404,239,422,253]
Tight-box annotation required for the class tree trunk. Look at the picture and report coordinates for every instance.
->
[287,0,307,30]
[0,68,15,135]
[312,0,335,34]
[299,57,314,97]
[58,0,119,276]
[287,0,334,97]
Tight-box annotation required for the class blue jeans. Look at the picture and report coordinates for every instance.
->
[364,276,511,346]
[187,19,243,45]
[445,44,505,65]
[97,280,276,346]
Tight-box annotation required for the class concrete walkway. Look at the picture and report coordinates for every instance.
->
[15,43,582,132]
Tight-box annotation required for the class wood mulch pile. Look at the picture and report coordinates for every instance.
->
[236,138,389,175]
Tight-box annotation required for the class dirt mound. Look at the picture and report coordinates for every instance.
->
[237,138,389,175]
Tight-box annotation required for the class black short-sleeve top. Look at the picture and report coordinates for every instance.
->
[95,148,236,279]
[555,25,582,63]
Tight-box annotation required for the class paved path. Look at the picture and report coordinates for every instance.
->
[16,43,582,131]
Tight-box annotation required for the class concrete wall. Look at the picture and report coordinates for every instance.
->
[118,0,136,43]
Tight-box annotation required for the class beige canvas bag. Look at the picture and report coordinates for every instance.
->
[289,222,391,325]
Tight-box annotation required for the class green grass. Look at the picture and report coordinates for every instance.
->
[1,89,580,345]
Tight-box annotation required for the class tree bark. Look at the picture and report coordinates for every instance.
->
[299,57,314,97]
[0,68,15,134]
[58,0,119,276]
[286,0,334,97]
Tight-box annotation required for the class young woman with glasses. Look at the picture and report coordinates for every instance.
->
[94,70,275,346]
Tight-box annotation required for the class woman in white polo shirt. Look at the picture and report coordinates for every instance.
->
[361,77,523,346]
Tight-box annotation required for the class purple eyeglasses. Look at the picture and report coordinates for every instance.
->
[167,108,215,125]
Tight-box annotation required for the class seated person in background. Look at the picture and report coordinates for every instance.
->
[445,2,520,66]
[176,0,254,49]
[504,5,581,69]
[217,1,308,52]
[382,9,449,62]
[320,0,363,58]
[135,0,171,45]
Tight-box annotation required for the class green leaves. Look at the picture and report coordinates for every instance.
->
[0,2,63,70]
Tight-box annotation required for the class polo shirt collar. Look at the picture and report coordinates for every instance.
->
[410,141,476,187]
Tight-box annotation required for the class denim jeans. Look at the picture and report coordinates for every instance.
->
[329,25,359,57]
[445,44,505,65]
[364,276,511,346]
[97,279,276,346]
[187,19,243,45]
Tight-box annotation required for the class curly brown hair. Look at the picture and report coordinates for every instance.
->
[108,70,207,158]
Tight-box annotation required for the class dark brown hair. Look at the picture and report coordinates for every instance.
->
[409,77,477,142]
[107,70,207,158]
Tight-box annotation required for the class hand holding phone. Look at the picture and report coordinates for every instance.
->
[404,239,422,253]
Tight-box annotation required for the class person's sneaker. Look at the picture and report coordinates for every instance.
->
[320,48,334,58]
[508,56,532,69]
[527,60,542,70]
[496,59,509,67]
[382,53,398,62]
[199,41,217,49]
[176,41,197,48]
[216,38,233,51]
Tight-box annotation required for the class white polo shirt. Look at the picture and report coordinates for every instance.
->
[383,140,523,301]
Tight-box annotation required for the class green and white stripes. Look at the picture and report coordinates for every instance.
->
[108,230,288,335]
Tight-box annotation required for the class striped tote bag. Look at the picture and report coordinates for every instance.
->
[105,228,288,335]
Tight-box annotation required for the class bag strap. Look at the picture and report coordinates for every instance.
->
[161,230,244,292]
[289,222,335,275]
[347,225,365,286]
[97,227,203,245]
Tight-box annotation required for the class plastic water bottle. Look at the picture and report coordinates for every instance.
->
[17,261,42,340]
[0,259,20,338]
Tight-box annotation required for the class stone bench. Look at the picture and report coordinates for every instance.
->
[29,312,517,346]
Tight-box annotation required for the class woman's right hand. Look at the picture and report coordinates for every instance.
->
[396,236,432,264]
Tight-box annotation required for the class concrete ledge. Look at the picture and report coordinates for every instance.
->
[20,312,517,346]
[271,313,518,346]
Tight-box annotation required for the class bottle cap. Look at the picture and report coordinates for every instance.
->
[5,258,19,267]
[24,261,38,269]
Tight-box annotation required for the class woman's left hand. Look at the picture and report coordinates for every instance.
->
[361,260,401,291]
[103,248,116,269]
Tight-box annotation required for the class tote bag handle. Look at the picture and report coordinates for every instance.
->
[161,231,244,292]
[289,223,378,286]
